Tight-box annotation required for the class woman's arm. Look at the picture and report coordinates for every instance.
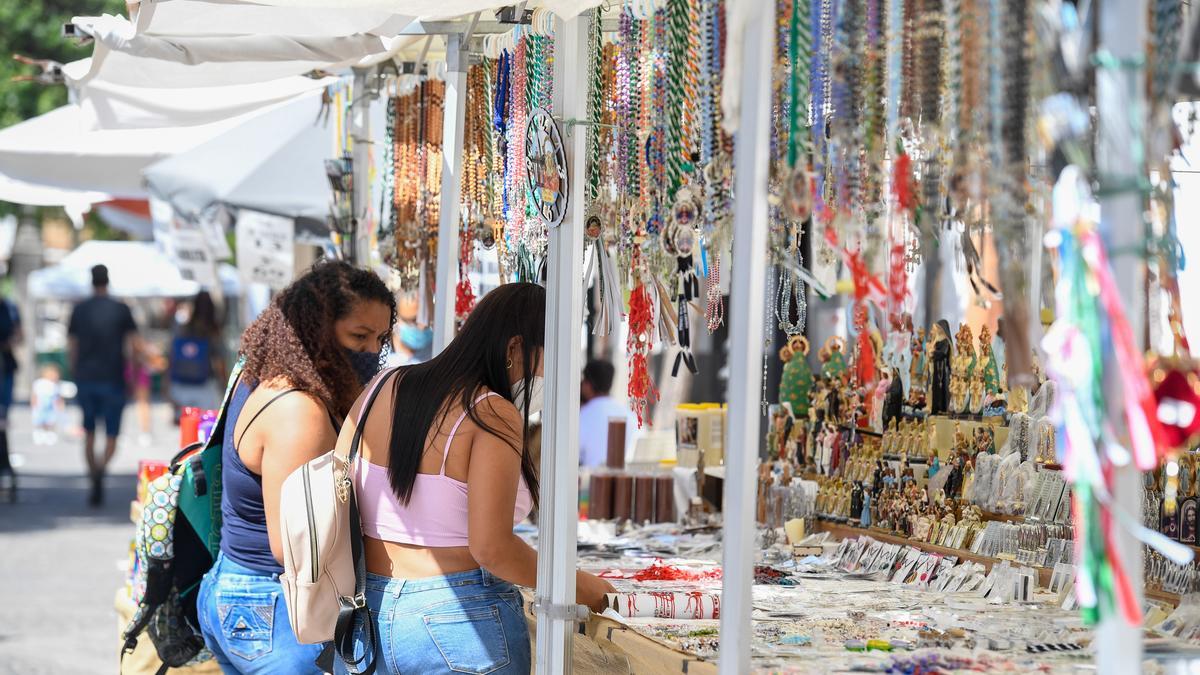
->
[466,399,613,610]
[259,392,341,565]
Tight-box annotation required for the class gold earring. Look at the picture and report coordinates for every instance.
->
[506,358,513,369]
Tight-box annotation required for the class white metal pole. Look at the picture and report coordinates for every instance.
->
[719,0,775,673]
[433,34,469,353]
[534,13,589,675]
[1095,0,1145,672]
[350,67,372,265]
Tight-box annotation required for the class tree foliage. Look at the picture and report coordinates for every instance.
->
[0,0,127,129]
[0,1,126,218]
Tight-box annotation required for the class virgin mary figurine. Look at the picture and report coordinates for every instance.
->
[928,319,954,415]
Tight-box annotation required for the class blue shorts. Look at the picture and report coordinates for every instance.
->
[198,552,323,674]
[76,381,126,438]
[335,567,530,674]
[0,374,13,419]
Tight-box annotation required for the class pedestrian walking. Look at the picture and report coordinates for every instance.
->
[196,260,394,674]
[31,364,65,445]
[0,290,20,501]
[168,290,225,414]
[68,264,139,506]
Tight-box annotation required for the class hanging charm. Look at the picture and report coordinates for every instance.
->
[628,281,661,427]
[586,209,624,338]
[667,188,701,377]
[524,107,569,228]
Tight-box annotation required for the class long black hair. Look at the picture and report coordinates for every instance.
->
[386,282,544,508]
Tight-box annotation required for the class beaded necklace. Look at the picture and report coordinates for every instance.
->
[586,8,605,209]
[696,0,720,331]
[507,35,529,265]
[773,0,809,339]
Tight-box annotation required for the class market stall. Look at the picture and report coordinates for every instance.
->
[81,0,1200,672]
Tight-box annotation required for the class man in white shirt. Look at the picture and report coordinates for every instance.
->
[579,360,640,467]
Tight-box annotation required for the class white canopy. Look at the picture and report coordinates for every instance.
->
[143,86,336,237]
[0,75,335,201]
[27,240,239,300]
[68,1,419,89]
[217,0,602,21]
[71,13,412,88]
[66,59,339,130]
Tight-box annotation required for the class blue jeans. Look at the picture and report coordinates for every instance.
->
[197,552,323,675]
[75,380,126,437]
[335,568,530,675]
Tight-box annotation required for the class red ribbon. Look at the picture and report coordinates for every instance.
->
[627,283,659,427]
[893,150,916,212]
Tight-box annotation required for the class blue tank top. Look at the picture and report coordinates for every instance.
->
[219,382,283,574]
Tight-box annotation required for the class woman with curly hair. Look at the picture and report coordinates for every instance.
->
[197,260,394,674]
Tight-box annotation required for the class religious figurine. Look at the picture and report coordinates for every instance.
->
[911,327,928,397]
[822,336,849,382]
[977,325,1002,397]
[955,323,977,381]
[861,489,873,528]
[949,378,966,415]
[969,373,986,415]
[928,320,954,415]
[882,418,897,455]
[1180,457,1198,545]
[882,368,904,432]
[952,422,971,458]
[961,459,976,505]
[850,482,865,521]
[778,336,815,419]
[1009,384,1029,414]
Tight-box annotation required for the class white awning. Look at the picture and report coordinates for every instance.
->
[66,59,338,130]
[26,240,239,300]
[0,76,336,201]
[214,0,602,21]
[68,1,419,89]
[142,86,336,229]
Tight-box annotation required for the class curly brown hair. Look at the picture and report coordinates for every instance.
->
[240,259,396,417]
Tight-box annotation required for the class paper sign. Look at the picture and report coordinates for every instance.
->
[236,209,295,290]
[169,225,219,289]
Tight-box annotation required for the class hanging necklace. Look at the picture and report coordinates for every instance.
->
[774,0,809,338]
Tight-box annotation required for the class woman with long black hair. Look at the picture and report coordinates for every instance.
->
[335,282,612,674]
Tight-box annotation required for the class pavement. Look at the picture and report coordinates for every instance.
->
[0,402,180,675]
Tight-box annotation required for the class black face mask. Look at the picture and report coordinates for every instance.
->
[345,348,382,386]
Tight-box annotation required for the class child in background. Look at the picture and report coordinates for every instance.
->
[31,364,65,445]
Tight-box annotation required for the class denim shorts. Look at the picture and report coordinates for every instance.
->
[75,381,126,437]
[197,552,323,675]
[334,567,531,675]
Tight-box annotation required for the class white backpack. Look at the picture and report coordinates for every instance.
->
[279,368,396,672]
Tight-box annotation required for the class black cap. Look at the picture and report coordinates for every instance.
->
[91,264,109,288]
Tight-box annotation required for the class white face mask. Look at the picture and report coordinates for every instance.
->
[512,375,545,417]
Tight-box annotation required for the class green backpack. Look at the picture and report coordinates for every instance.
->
[121,361,243,672]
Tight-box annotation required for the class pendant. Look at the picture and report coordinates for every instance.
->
[782,165,813,222]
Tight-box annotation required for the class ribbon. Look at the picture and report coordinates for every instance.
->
[627,283,660,427]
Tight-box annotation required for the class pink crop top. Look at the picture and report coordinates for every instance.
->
[355,391,533,547]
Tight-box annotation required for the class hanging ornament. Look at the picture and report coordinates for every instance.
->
[524,107,569,227]
[628,282,661,427]
[585,209,624,338]
[667,188,700,376]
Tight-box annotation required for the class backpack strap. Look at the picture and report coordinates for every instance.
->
[335,367,400,675]
[235,388,301,450]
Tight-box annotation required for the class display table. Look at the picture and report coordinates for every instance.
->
[520,590,717,674]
